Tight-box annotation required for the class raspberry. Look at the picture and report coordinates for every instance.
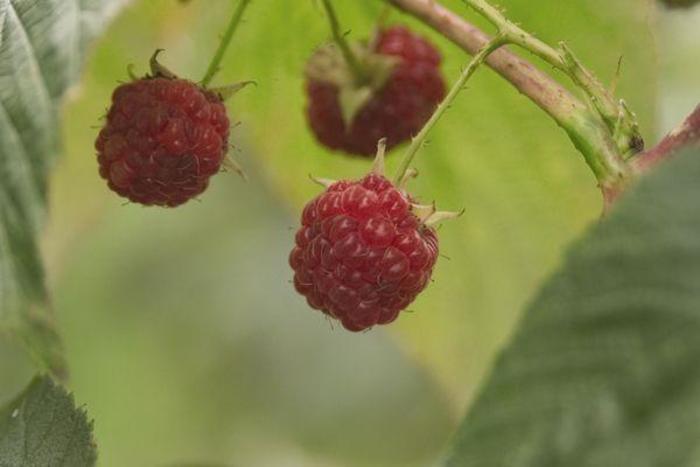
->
[305,26,446,156]
[95,76,230,207]
[289,173,439,331]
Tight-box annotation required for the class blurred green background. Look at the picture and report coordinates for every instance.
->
[1,0,699,465]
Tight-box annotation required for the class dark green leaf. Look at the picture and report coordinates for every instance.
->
[0,375,96,467]
[0,0,126,376]
[447,148,700,466]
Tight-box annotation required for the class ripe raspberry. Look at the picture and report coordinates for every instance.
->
[305,26,446,156]
[289,173,439,331]
[95,76,230,207]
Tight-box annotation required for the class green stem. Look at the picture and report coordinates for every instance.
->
[559,110,629,185]
[393,37,506,184]
[201,0,252,87]
[462,0,641,156]
[320,0,367,83]
[385,0,632,196]
[559,44,637,146]
[463,0,564,69]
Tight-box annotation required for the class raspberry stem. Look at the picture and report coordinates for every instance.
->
[464,0,634,186]
[462,0,641,158]
[386,0,582,124]
[385,0,635,205]
[393,37,505,185]
[598,104,700,211]
[631,104,700,173]
[201,0,253,87]
[320,0,368,84]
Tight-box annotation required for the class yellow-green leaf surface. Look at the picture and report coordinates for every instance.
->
[44,5,453,466]
[0,0,126,377]
[206,0,657,406]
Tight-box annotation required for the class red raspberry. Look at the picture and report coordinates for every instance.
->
[306,26,446,156]
[95,77,230,207]
[289,173,439,331]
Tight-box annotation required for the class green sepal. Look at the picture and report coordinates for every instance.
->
[209,80,256,101]
[305,41,398,127]
[338,86,373,128]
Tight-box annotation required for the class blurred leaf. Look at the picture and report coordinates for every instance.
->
[39,2,454,464]
[0,0,127,376]
[0,375,97,467]
[27,0,662,464]
[53,170,454,466]
[659,0,700,8]
[446,148,700,466]
[213,0,657,403]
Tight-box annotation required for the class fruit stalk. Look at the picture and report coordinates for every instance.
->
[393,37,505,184]
[319,0,368,83]
[201,0,253,87]
[385,0,582,126]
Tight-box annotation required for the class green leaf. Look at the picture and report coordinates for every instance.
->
[0,375,97,467]
[660,0,700,8]
[0,0,126,376]
[446,148,700,466]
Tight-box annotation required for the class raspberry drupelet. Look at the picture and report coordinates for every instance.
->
[95,57,231,207]
[305,25,446,156]
[289,171,440,332]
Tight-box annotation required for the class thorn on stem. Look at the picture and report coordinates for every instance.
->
[398,167,418,190]
[610,55,623,95]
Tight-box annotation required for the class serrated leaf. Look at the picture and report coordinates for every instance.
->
[446,148,700,466]
[0,0,127,376]
[0,375,97,467]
